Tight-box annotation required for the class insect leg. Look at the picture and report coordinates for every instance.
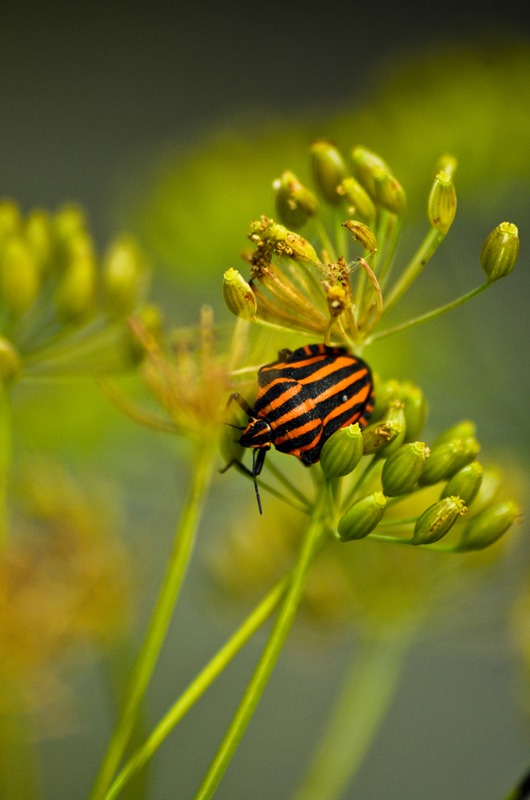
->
[219,451,266,515]
[225,392,254,416]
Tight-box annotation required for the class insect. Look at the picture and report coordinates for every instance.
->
[223,343,374,513]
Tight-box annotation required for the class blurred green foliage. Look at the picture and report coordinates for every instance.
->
[124,41,530,289]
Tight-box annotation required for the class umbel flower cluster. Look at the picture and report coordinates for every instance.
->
[221,141,521,552]
[0,199,149,381]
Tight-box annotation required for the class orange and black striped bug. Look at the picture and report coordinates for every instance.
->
[222,343,374,513]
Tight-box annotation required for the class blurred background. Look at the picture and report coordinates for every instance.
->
[2,2,530,799]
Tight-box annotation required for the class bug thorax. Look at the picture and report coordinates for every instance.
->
[239,417,272,449]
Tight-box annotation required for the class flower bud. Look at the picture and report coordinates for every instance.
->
[249,218,320,265]
[468,466,502,516]
[320,423,364,478]
[53,204,87,243]
[382,441,430,497]
[400,383,428,442]
[310,141,348,205]
[457,500,520,551]
[341,220,377,252]
[370,378,400,421]
[0,200,21,242]
[223,268,258,320]
[412,496,467,545]
[379,401,407,456]
[373,169,407,215]
[323,282,348,318]
[0,336,22,383]
[337,491,387,542]
[55,250,96,322]
[435,153,458,180]
[361,419,403,455]
[336,177,376,220]
[103,235,148,315]
[440,461,483,506]
[419,437,480,485]
[428,171,457,233]
[273,170,318,229]
[350,146,390,198]
[25,209,53,273]
[0,235,40,314]
[432,419,476,447]
[480,222,519,282]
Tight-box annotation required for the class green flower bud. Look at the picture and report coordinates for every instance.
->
[370,378,400,421]
[379,401,407,457]
[310,140,348,205]
[432,419,476,447]
[336,177,376,220]
[223,268,257,320]
[419,437,480,485]
[435,153,458,180]
[55,252,96,322]
[457,500,520,551]
[0,200,21,243]
[53,204,87,244]
[341,220,377,252]
[282,230,320,264]
[350,146,390,198]
[373,169,407,215]
[400,383,428,442]
[103,236,147,315]
[273,170,318,229]
[412,496,467,545]
[428,171,457,233]
[249,218,320,265]
[0,337,22,383]
[361,419,403,455]
[24,209,53,273]
[382,441,430,497]
[337,491,387,542]
[0,235,40,315]
[320,423,364,478]
[440,461,483,506]
[468,466,502,516]
[481,222,519,282]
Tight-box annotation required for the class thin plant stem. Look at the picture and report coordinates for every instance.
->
[382,227,445,316]
[104,575,291,799]
[193,484,332,800]
[368,281,491,344]
[292,625,419,800]
[89,444,216,800]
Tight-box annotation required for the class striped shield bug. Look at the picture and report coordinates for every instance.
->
[222,343,374,513]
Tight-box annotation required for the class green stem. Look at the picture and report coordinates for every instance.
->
[105,575,291,799]
[89,444,215,800]
[382,227,445,316]
[368,281,491,344]
[194,485,331,800]
[312,218,337,262]
[292,625,418,800]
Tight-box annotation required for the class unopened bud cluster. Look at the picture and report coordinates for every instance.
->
[0,199,151,381]
[324,380,520,551]
[222,140,519,349]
